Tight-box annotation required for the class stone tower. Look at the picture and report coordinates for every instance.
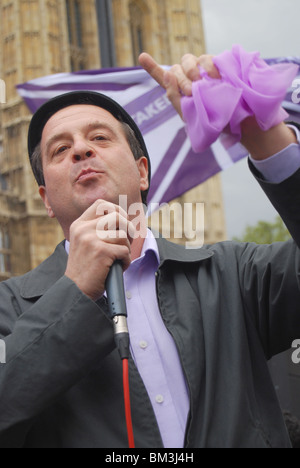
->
[0,0,226,281]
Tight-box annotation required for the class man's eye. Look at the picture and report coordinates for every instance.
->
[94,135,107,141]
[55,146,68,155]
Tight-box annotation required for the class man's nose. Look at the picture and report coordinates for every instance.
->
[72,140,95,162]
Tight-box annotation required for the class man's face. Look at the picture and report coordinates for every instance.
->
[39,105,149,234]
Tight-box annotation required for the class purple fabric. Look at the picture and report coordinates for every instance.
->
[181,44,299,153]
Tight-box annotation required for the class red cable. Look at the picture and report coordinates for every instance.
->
[123,358,135,448]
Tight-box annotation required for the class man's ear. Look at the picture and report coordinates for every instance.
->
[137,156,149,192]
[38,186,56,219]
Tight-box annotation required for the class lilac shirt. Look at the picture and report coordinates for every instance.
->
[65,126,300,448]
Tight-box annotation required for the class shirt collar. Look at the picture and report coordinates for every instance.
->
[137,229,160,265]
[64,229,160,265]
[19,236,213,300]
[65,240,70,255]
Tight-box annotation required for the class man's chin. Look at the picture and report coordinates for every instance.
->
[76,193,118,212]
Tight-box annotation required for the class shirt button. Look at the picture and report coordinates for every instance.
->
[126,291,132,300]
[155,394,164,404]
[139,340,148,350]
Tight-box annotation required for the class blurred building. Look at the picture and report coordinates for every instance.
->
[0,0,227,281]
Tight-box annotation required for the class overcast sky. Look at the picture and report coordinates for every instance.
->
[201,0,300,238]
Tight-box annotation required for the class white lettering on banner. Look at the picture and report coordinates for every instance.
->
[0,339,6,364]
[132,94,171,126]
[291,339,300,364]
[0,79,6,104]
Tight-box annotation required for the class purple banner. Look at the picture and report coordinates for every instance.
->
[16,56,300,207]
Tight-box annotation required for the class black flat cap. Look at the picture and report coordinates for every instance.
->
[27,90,151,196]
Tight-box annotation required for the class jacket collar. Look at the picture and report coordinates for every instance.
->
[20,241,68,299]
[20,238,213,299]
[156,236,214,265]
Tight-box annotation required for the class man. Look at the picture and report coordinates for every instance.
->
[0,51,300,448]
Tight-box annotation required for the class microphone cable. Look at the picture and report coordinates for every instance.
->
[123,356,135,448]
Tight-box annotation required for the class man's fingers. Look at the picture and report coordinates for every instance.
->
[96,211,135,240]
[181,54,201,82]
[139,53,193,97]
[169,63,193,96]
[164,71,184,118]
[96,200,128,221]
[181,53,221,81]
[139,52,221,93]
[198,55,221,79]
[139,53,166,88]
[76,199,103,221]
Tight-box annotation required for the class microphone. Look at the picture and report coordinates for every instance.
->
[106,260,127,318]
[106,260,130,360]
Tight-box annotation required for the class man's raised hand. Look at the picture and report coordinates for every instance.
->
[139,52,220,119]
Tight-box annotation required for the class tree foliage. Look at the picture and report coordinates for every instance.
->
[233,216,291,244]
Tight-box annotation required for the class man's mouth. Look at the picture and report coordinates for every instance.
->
[76,168,103,182]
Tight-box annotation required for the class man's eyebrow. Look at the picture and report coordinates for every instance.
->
[86,121,121,139]
[44,121,119,155]
[87,121,118,134]
[45,131,71,155]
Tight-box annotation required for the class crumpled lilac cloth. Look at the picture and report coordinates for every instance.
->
[181,44,299,153]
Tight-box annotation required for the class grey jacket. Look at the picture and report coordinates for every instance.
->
[0,164,300,448]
